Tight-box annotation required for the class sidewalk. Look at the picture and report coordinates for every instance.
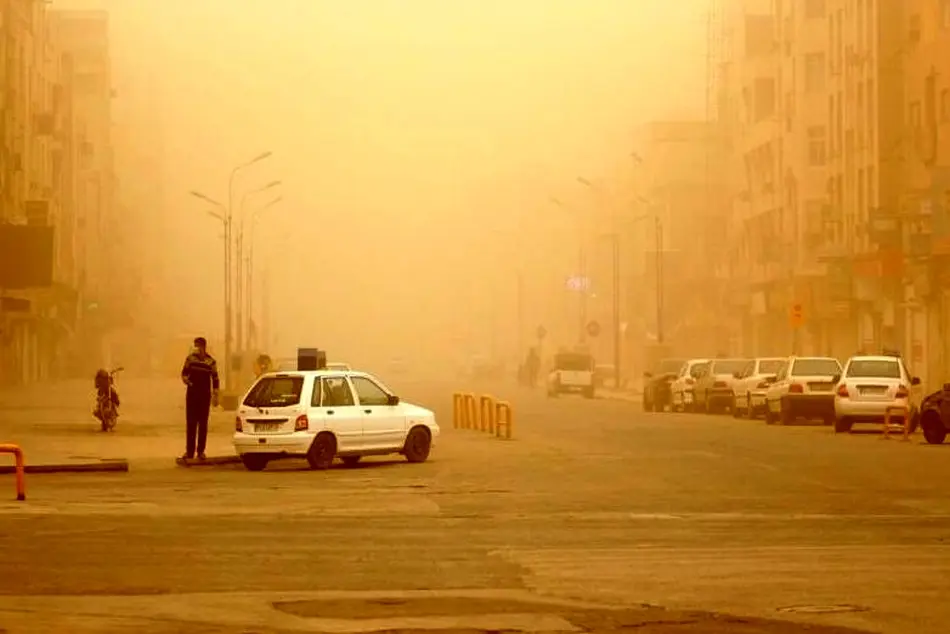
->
[0,378,235,469]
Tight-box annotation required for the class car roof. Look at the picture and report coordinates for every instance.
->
[847,355,902,363]
[687,358,710,363]
[261,369,372,379]
[789,356,839,361]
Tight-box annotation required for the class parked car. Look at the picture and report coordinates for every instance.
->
[233,369,439,471]
[694,358,749,414]
[763,356,842,425]
[642,358,687,412]
[918,384,950,445]
[670,358,711,412]
[832,354,921,434]
[546,351,595,398]
[731,357,786,418]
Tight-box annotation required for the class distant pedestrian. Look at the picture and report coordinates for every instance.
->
[180,337,219,461]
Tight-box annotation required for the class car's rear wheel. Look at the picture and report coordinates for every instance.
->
[241,454,269,471]
[834,417,853,434]
[307,433,337,470]
[404,426,431,463]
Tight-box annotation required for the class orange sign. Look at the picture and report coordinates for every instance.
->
[790,303,804,329]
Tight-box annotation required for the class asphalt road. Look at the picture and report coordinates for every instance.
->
[1,377,949,633]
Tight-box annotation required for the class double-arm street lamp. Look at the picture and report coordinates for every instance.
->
[245,195,283,350]
[190,150,273,392]
[236,180,281,352]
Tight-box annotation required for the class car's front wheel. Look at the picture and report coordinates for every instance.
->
[404,426,432,463]
[921,410,947,445]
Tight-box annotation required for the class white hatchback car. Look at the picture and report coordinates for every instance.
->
[731,357,786,418]
[833,354,922,434]
[233,370,439,471]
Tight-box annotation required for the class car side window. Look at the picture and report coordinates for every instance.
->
[776,362,788,380]
[741,361,753,378]
[350,376,391,406]
[310,379,324,406]
[321,376,355,407]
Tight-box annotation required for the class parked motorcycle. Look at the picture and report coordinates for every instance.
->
[93,367,123,432]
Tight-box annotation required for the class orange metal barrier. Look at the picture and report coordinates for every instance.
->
[883,406,910,441]
[0,444,25,501]
[452,393,465,428]
[463,393,477,429]
[495,401,513,440]
[479,395,496,433]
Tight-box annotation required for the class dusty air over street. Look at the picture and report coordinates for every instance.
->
[3,1,950,633]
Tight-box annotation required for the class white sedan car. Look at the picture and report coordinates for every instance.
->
[732,357,786,418]
[670,359,711,412]
[233,370,439,471]
[833,354,922,434]
[763,356,842,425]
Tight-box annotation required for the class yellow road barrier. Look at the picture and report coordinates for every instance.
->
[0,443,26,501]
[451,392,513,439]
[883,405,910,441]
[495,401,513,440]
[479,395,496,433]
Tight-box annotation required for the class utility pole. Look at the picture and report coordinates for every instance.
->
[611,233,621,387]
[655,215,664,344]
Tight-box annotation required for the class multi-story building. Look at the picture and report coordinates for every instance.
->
[714,0,908,362]
[632,120,726,358]
[0,1,85,384]
[901,0,950,389]
[48,9,116,373]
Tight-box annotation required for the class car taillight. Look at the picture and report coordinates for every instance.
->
[235,416,243,432]
[789,383,804,394]
[713,381,727,388]
[896,385,909,398]
[294,415,309,431]
[836,384,849,398]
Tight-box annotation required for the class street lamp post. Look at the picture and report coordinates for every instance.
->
[189,190,228,377]
[223,151,272,390]
[245,196,283,350]
[236,180,281,353]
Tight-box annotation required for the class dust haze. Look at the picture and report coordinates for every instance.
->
[59,0,708,373]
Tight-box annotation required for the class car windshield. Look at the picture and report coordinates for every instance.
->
[555,353,592,371]
[657,359,686,374]
[791,358,840,376]
[689,362,709,378]
[711,359,746,375]
[846,359,901,379]
[758,359,784,374]
[243,375,305,407]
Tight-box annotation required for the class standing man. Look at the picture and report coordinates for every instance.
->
[180,336,220,461]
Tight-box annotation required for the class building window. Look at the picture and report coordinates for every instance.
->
[808,126,827,166]
[806,0,826,19]
[805,53,825,92]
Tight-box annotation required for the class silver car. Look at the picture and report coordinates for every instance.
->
[833,354,921,434]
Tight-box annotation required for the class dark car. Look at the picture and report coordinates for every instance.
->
[918,384,949,445]
[642,358,686,412]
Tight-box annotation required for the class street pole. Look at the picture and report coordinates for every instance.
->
[611,233,621,388]
[655,215,664,344]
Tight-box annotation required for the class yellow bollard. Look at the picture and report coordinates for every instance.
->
[463,393,478,429]
[452,393,464,428]
[495,401,513,440]
[479,395,496,433]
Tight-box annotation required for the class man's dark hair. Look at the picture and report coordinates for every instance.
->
[194,337,207,347]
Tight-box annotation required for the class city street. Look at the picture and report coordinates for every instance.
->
[1,377,949,633]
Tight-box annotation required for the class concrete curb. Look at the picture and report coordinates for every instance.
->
[176,455,242,467]
[0,459,129,475]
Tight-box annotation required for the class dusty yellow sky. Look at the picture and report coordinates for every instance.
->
[56,0,708,365]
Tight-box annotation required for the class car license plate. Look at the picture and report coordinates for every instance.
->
[809,383,833,391]
[860,386,887,395]
[255,423,281,433]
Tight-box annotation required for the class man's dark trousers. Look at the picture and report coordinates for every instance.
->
[185,388,211,458]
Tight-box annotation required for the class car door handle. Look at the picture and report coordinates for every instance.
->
[327,410,335,415]
[364,409,372,414]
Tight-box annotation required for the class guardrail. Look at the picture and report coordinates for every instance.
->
[0,443,26,501]
[883,405,910,441]
[452,392,513,440]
